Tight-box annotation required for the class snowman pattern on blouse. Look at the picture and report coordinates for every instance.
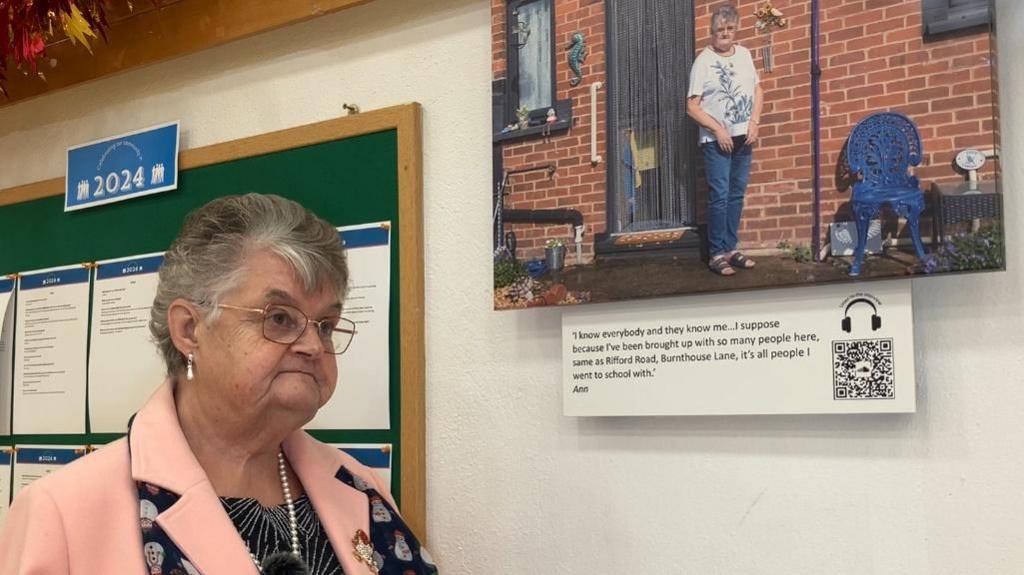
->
[136,481,197,575]
[337,466,439,574]
[393,531,414,561]
[140,499,159,533]
[371,495,394,523]
[352,473,373,492]
[144,542,165,574]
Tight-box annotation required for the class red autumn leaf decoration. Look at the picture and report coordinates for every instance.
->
[0,0,112,96]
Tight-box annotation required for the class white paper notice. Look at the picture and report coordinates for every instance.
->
[89,254,166,433]
[308,224,392,430]
[563,280,915,416]
[0,448,12,528]
[14,266,90,434]
[11,445,86,499]
[0,278,15,436]
[333,443,393,490]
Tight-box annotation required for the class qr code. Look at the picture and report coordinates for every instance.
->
[832,339,894,400]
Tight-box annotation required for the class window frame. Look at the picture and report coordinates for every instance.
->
[921,0,993,39]
[505,0,558,127]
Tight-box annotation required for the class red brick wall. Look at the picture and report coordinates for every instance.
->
[493,0,607,264]
[694,0,997,249]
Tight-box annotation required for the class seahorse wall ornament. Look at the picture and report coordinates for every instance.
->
[567,32,587,87]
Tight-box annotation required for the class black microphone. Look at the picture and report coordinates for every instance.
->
[260,552,310,575]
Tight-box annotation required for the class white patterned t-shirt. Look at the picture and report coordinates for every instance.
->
[687,44,759,144]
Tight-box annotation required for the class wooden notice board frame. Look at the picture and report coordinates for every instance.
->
[0,103,427,538]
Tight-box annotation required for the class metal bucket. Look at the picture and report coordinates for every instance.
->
[545,245,566,271]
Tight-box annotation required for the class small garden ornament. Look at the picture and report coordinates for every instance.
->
[754,2,787,73]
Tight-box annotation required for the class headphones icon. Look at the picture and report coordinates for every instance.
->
[841,298,881,333]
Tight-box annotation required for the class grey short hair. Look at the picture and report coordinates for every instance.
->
[711,4,740,30]
[149,193,349,375]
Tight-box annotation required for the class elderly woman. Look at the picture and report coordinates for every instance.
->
[687,3,764,276]
[0,194,437,575]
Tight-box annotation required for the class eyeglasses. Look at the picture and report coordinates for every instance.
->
[217,303,356,355]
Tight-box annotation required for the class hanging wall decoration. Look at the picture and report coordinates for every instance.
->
[753,2,787,73]
[0,0,112,95]
[566,32,586,87]
[1,1,373,104]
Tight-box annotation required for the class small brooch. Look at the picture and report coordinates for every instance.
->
[352,529,379,574]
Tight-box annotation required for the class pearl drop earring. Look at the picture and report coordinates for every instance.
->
[186,352,195,381]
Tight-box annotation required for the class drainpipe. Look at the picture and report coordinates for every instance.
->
[811,0,823,261]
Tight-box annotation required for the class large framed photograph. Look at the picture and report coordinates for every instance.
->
[491,0,1002,310]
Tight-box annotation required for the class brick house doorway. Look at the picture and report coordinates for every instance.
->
[605,0,699,244]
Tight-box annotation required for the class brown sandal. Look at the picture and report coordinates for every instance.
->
[728,252,756,269]
[709,255,736,276]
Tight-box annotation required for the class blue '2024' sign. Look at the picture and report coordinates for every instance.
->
[65,122,180,212]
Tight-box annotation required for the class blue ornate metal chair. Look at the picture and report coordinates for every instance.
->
[845,112,927,276]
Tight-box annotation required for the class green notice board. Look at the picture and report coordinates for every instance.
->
[0,104,426,536]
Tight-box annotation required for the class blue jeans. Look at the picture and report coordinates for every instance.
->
[703,136,753,257]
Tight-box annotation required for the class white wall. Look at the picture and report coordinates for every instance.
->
[1,0,1022,572]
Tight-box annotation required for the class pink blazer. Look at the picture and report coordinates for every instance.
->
[0,381,394,574]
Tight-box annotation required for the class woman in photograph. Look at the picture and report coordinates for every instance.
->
[686,3,764,276]
[0,194,438,575]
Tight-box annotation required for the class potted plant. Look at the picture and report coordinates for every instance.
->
[544,238,567,271]
[516,105,530,130]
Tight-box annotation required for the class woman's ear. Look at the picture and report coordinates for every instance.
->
[167,298,202,355]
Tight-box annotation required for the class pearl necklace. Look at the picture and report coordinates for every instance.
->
[248,450,302,569]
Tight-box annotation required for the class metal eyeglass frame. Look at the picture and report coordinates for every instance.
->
[217,303,356,355]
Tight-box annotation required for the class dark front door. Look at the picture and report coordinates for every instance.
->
[607,0,698,235]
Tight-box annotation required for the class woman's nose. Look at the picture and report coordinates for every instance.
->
[291,321,326,355]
